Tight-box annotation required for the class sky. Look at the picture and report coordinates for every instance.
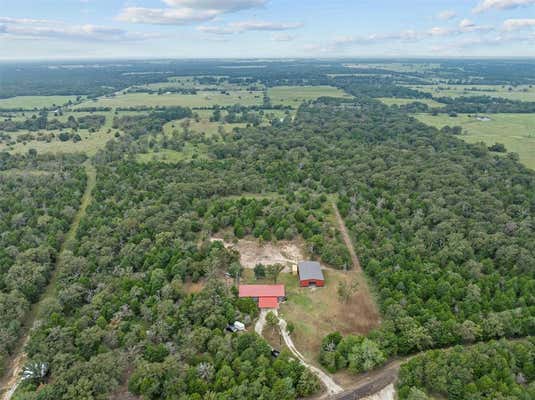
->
[1,0,535,60]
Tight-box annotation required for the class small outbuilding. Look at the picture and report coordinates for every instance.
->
[297,261,325,287]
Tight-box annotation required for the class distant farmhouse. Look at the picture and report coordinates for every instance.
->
[239,284,285,309]
[297,261,325,287]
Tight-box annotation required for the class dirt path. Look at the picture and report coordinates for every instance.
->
[332,360,403,400]
[331,200,381,329]
[277,314,344,397]
[332,201,361,271]
[0,161,96,400]
[255,309,267,335]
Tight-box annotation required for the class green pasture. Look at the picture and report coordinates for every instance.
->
[415,113,535,169]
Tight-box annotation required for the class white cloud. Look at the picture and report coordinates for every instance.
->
[198,20,302,34]
[117,7,220,25]
[474,0,535,13]
[0,17,155,41]
[271,33,295,41]
[437,10,457,20]
[503,18,535,30]
[162,0,267,11]
[458,19,493,32]
[118,0,268,25]
[428,26,453,36]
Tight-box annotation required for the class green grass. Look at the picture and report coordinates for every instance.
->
[164,119,246,137]
[80,90,263,109]
[268,86,352,108]
[415,113,535,169]
[378,97,444,108]
[0,110,120,156]
[0,96,80,109]
[1,129,115,156]
[409,84,535,101]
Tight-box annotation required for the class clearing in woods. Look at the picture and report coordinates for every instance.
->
[210,235,305,271]
[0,161,97,400]
[414,113,535,170]
[276,202,381,368]
[267,86,353,108]
[229,200,381,370]
[378,97,444,108]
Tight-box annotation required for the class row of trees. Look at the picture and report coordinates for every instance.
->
[0,112,106,132]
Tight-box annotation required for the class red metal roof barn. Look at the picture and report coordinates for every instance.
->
[297,261,325,287]
[239,284,285,309]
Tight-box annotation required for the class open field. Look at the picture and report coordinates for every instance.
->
[409,84,535,101]
[0,96,80,109]
[268,86,352,108]
[415,113,535,169]
[0,129,114,156]
[164,118,246,137]
[0,110,124,156]
[378,97,444,108]
[79,90,263,109]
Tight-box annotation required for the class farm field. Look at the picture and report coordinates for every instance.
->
[79,90,263,108]
[0,95,80,109]
[378,97,444,108]
[267,86,352,108]
[409,84,535,101]
[415,113,535,169]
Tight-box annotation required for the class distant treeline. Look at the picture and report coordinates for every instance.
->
[0,113,106,132]
[332,76,432,99]
[392,96,535,114]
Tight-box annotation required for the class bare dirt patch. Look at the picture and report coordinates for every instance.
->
[210,236,306,271]
[182,280,205,294]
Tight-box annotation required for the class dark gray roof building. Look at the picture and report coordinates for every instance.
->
[297,261,324,282]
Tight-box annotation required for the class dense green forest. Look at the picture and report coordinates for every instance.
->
[1,60,534,399]
[397,338,535,399]
[0,154,86,376]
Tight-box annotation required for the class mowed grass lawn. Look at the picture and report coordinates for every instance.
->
[409,84,535,102]
[378,97,444,108]
[0,96,79,109]
[80,90,263,108]
[268,86,352,108]
[415,113,535,169]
